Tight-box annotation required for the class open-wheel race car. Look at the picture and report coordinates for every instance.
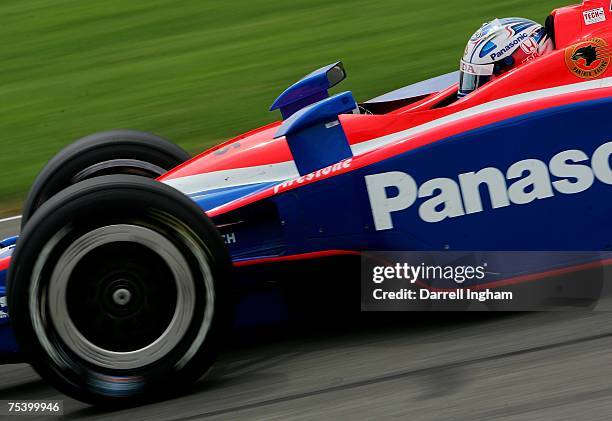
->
[2,0,612,405]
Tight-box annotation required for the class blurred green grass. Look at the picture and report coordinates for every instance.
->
[0,0,561,210]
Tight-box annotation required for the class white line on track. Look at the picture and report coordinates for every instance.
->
[0,215,22,224]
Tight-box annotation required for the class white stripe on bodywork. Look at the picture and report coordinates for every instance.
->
[352,76,612,155]
[164,161,299,195]
[164,77,612,195]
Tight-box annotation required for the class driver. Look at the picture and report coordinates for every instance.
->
[459,17,554,98]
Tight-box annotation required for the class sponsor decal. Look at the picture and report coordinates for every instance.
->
[490,33,529,60]
[222,232,236,245]
[470,22,491,41]
[365,141,612,230]
[460,60,494,76]
[274,158,352,193]
[0,296,7,319]
[470,28,484,41]
[519,37,540,64]
[565,38,611,79]
[461,61,476,74]
[519,37,538,55]
[583,7,606,25]
[522,54,538,64]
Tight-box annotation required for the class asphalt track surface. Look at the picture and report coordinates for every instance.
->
[2,217,612,420]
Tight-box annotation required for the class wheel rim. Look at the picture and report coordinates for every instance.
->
[46,224,196,370]
[71,159,167,184]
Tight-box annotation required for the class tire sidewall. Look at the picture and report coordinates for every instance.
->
[9,176,231,405]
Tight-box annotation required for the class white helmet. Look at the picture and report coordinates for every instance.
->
[459,18,554,97]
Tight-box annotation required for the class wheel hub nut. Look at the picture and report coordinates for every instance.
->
[112,288,132,306]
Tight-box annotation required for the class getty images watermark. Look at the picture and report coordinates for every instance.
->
[371,261,512,303]
[361,252,612,311]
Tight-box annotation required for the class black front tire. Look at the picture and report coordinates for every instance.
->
[8,175,231,406]
[21,130,190,227]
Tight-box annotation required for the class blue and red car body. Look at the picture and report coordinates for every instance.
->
[2,0,612,360]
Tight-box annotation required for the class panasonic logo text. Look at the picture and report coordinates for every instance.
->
[365,142,612,230]
[490,33,529,60]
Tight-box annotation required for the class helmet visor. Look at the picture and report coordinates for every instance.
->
[458,60,494,97]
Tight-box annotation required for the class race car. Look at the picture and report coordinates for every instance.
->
[1,0,612,406]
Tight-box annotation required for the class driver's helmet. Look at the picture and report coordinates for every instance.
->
[459,17,554,98]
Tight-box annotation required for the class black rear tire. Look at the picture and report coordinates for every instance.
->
[21,130,190,227]
[8,175,231,406]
